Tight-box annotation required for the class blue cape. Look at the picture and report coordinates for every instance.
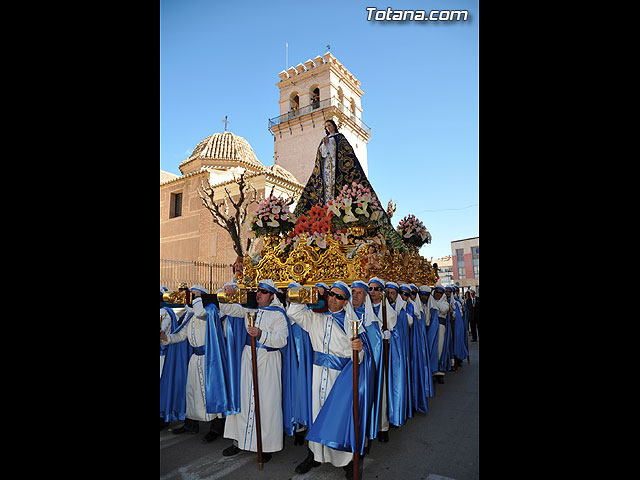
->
[203,303,234,414]
[159,303,239,420]
[452,303,469,360]
[438,311,453,372]
[408,305,432,411]
[304,310,376,455]
[159,308,193,422]
[222,313,247,416]
[387,306,410,426]
[263,305,299,437]
[359,305,384,440]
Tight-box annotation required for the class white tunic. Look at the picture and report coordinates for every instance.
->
[219,300,289,452]
[160,307,172,378]
[287,303,364,467]
[428,294,450,369]
[422,300,431,326]
[161,298,221,422]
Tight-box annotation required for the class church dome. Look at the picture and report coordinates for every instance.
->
[179,131,264,174]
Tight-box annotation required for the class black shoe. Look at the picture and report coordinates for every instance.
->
[294,431,306,446]
[377,431,389,443]
[295,451,321,474]
[172,419,199,434]
[343,459,362,472]
[222,444,241,456]
[202,431,219,443]
[172,425,198,435]
[344,459,364,479]
[262,452,272,463]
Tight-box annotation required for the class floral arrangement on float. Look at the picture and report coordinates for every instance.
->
[327,182,384,229]
[281,205,348,250]
[248,195,296,238]
[397,214,432,248]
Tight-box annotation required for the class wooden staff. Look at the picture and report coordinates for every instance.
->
[380,292,390,421]
[351,314,361,480]
[247,312,264,470]
[381,292,389,396]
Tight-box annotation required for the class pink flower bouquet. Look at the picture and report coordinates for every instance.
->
[397,214,432,247]
[327,182,384,229]
[249,195,296,237]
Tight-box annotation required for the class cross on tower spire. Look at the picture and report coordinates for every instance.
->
[222,115,230,132]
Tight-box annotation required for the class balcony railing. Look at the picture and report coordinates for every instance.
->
[268,96,371,136]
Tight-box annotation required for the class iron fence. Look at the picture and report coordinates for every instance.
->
[160,259,233,293]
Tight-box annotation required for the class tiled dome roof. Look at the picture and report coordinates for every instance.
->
[179,131,264,173]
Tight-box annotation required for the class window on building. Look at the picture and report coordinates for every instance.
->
[289,93,299,119]
[458,265,466,279]
[170,192,183,218]
[455,248,465,279]
[311,87,320,109]
[471,246,479,278]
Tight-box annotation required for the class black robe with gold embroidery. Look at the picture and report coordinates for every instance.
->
[293,133,402,245]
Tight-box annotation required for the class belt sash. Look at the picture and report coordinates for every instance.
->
[312,351,349,371]
[244,336,279,352]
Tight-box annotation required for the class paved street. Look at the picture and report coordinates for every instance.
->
[160,340,478,480]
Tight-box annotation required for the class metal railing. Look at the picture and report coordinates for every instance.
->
[268,96,371,136]
[160,259,233,293]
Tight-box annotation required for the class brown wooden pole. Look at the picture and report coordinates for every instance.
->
[352,316,360,480]
[248,313,264,470]
[381,292,389,412]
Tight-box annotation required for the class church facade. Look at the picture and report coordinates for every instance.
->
[160,52,370,287]
[160,131,303,283]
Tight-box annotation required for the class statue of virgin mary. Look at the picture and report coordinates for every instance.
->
[294,119,370,215]
[293,119,401,245]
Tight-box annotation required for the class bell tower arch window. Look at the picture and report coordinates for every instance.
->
[289,92,300,120]
[290,93,299,111]
[311,86,320,109]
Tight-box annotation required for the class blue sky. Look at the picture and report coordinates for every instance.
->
[160,0,478,260]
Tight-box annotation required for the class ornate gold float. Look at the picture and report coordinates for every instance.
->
[237,231,438,289]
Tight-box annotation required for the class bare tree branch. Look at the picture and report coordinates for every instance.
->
[197,172,259,259]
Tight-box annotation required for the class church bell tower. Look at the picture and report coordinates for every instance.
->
[268,52,371,185]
